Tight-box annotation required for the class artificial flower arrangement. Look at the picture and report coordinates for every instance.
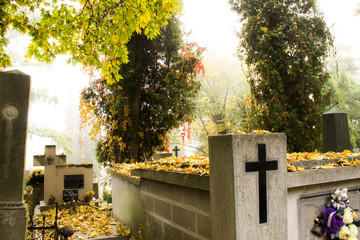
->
[26,169,44,186]
[312,188,360,240]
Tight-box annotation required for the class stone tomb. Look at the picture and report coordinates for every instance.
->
[111,133,360,239]
[34,145,93,203]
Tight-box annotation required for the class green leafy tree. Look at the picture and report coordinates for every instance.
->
[1,0,181,77]
[80,16,203,163]
[230,0,333,152]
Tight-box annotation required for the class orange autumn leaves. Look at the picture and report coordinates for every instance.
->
[287,150,360,172]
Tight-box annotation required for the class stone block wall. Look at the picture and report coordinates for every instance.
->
[111,169,210,240]
[140,178,210,240]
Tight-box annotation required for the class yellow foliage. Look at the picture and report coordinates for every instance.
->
[30,204,131,240]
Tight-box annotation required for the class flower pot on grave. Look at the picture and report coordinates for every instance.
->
[48,199,56,205]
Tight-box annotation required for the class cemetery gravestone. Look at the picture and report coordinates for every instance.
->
[172,146,180,157]
[209,133,287,240]
[0,70,31,239]
[322,108,351,152]
[34,145,94,203]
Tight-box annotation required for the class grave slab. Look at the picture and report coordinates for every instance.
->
[0,70,30,239]
[209,133,287,240]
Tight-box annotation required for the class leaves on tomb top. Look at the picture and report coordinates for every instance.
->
[287,149,360,172]
[287,149,354,162]
[234,129,271,134]
[110,156,209,178]
[111,149,360,175]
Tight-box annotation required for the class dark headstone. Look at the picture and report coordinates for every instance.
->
[0,70,31,239]
[322,108,351,152]
[93,183,99,199]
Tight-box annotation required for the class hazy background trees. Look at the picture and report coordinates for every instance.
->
[229,0,334,152]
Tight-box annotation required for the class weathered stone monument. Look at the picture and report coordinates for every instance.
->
[322,108,351,152]
[0,70,30,239]
[209,133,287,239]
[153,152,172,160]
[34,145,93,203]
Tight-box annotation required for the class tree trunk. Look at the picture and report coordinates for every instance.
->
[129,85,141,160]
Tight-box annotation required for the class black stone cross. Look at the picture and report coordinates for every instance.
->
[172,146,180,157]
[245,144,278,224]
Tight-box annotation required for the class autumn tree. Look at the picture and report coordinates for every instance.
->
[230,0,333,152]
[80,16,203,163]
[1,0,181,79]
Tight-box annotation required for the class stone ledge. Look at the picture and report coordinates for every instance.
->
[108,169,140,186]
[290,157,360,169]
[287,165,360,188]
[131,169,209,191]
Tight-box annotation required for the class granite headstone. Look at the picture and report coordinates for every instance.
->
[0,70,30,239]
[322,108,351,152]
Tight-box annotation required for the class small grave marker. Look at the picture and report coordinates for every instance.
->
[172,146,180,157]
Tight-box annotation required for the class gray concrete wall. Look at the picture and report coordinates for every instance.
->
[111,171,145,234]
[111,169,210,240]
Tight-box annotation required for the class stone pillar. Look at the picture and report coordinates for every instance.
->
[209,133,287,240]
[322,108,351,152]
[0,70,30,239]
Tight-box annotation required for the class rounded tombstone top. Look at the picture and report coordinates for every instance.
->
[58,226,74,237]
[2,104,18,120]
[323,108,346,115]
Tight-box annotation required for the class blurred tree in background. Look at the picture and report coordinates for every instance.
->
[230,0,333,152]
[191,56,249,154]
[326,45,360,149]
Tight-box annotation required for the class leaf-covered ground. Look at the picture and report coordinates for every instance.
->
[28,204,140,240]
[110,150,360,176]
